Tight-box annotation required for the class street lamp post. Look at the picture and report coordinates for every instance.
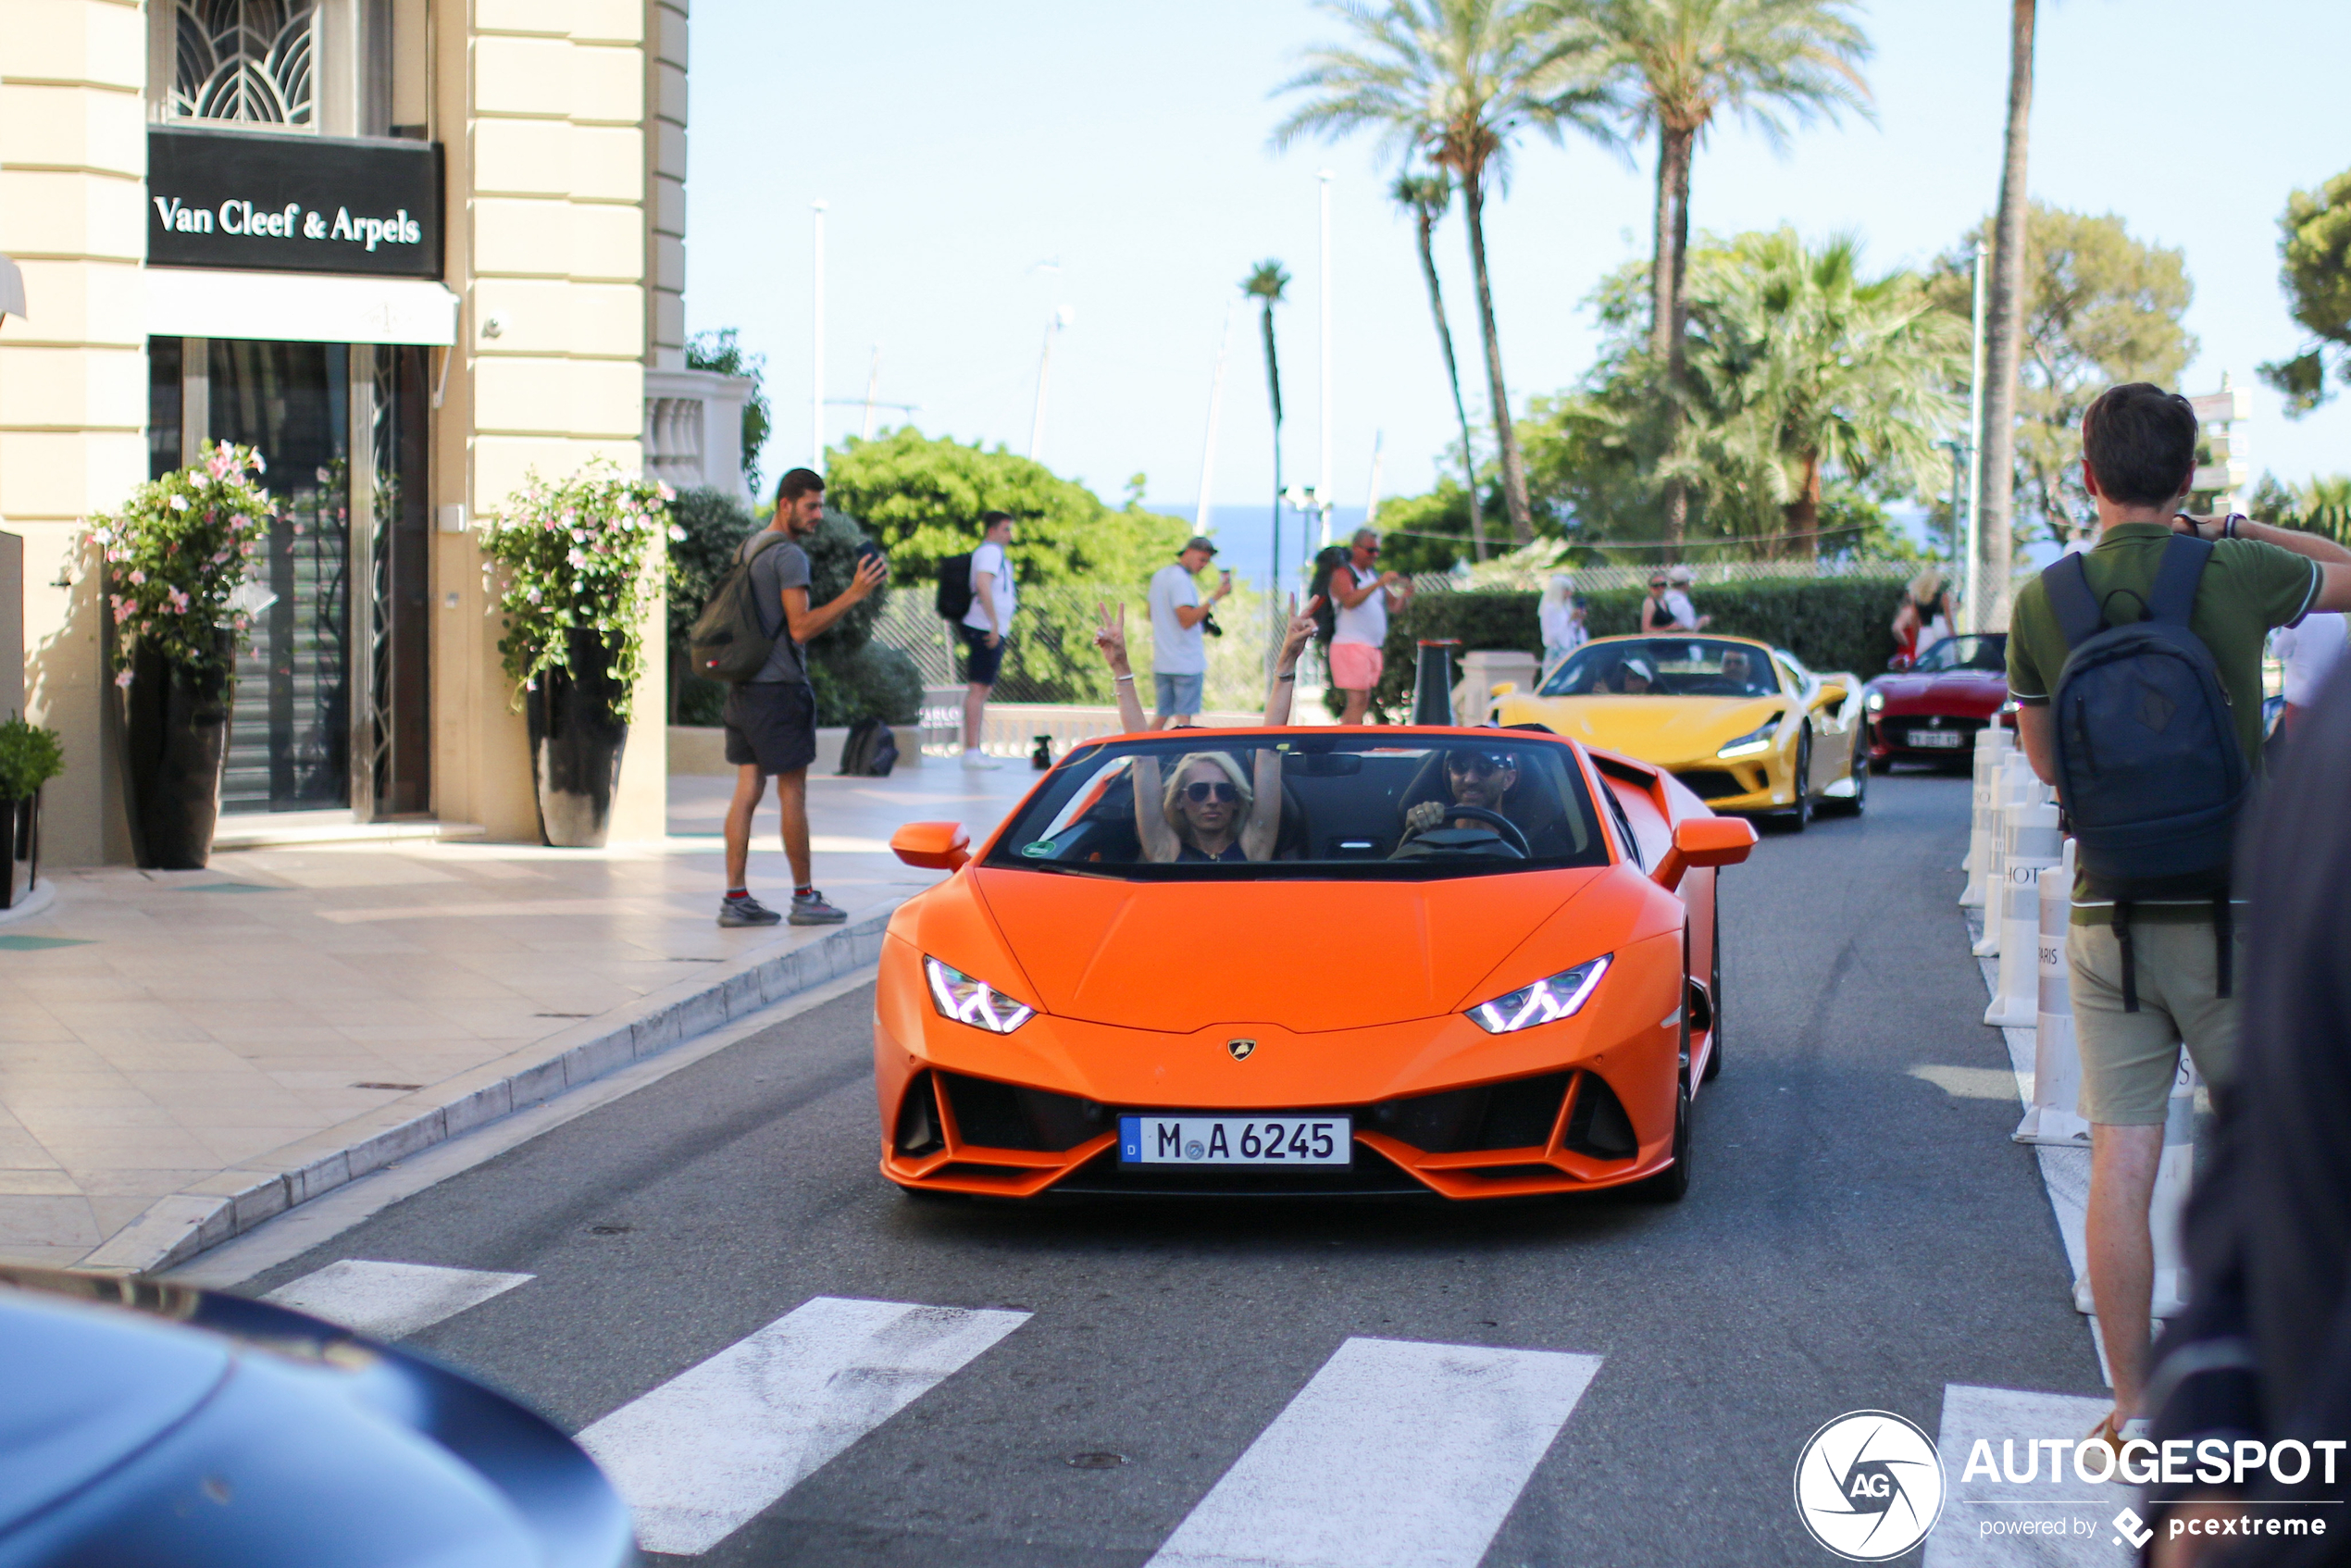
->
[1963,239,1988,632]
[1318,170,1334,552]
[811,201,827,470]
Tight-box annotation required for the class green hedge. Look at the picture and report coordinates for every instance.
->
[1371,580,1907,712]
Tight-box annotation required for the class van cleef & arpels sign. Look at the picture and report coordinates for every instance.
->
[148,127,442,279]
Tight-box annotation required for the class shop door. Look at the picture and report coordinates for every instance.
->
[211,340,354,813]
[147,336,432,819]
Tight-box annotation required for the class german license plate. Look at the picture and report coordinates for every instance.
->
[1118,1114,1350,1166]
[1909,728,1963,748]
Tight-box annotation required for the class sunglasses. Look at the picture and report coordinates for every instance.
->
[1447,753,1511,778]
[1184,780,1240,803]
[1649,580,1668,590]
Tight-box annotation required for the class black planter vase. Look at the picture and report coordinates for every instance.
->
[526,630,630,848]
[120,636,233,870]
[0,790,38,908]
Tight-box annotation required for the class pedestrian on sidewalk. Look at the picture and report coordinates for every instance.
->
[1638,566,1710,633]
[1537,573,1586,671]
[2141,660,2351,1563]
[2005,383,2351,1451]
[959,511,1017,769]
[719,467,887,928]
[2270,608,2345,731]
[1148,536,1230,729]
[1327,529,1410,724]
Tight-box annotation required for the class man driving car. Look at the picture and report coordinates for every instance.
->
[1402,749,1523,841]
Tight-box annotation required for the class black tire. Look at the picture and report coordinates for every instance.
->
[1821,734,1868,816]
[1640,1080,1693,1201]
[1867,752,1893,775]
[1784,728,1813,831]
[1702,896,1724,1082]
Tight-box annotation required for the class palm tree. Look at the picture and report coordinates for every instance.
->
[1586,0,1872,557]
[1275,0,1619,547]
[1976,0,2035,630]
[1391,170,1489,560]
[1244,260,1291,606]
[1692,229,1965,557]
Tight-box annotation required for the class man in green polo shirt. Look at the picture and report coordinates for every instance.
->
[2007,381,2351,1451]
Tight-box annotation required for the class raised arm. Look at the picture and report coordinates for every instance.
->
[1095,602,1176,862]
[1092,600,1151,735]
[1261,595,1318,728]
[2179,513,2351,614]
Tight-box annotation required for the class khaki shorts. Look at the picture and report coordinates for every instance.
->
[2065,919,2242,1126]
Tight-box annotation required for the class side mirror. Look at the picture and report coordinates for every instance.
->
[890,821,971,871]
[1488,681,1518,697]
[1652,815,1757,890]
[1886,653,1914,674]
[1815,682,1847,708]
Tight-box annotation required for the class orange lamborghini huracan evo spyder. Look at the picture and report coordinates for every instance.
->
[874,726,1754,1202]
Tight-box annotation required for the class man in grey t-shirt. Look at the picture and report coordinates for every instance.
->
[719,467,886,928]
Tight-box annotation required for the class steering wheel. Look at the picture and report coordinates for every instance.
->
[1396,805,1531,859]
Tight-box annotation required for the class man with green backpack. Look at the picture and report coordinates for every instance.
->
[691,467,886,927]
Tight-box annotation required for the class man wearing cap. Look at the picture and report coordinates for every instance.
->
[1147,537,1231,728]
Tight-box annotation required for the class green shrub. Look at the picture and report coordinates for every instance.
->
[1373,579,1905,712]
[0,716,65,800]
[811,641,922,727]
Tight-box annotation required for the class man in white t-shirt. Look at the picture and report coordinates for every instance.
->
[2274,610,2347,729]
[1147,536,1230,728]
[1662,565,1710,631]
[1327,528,1412,724]
[959,511,1017,769]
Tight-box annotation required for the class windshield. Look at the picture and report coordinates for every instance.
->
[982,734,1610,880]
[1540,638,1784,699]
[1912,634,2007,674]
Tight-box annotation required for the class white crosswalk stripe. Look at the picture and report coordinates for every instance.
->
[1145,1337,1603,1568]
[261,1259,534,1340]
[1925,1384,2135,1567]
[577,1295,1030,1557]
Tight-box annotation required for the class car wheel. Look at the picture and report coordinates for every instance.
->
[1866,748,1893,776]
[1701,898,1723,1083]
[1784,728,1813,831]
[1640,1080,1692,1202]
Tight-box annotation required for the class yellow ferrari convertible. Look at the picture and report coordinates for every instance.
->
[1486,634,1867,829]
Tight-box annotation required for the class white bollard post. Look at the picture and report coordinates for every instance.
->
[1959,728,2013,905]
[2014,841,2091,1145]
[1972,754,2035,957]
[2148,1057,2199,1317]
[1984,802,2062,1026]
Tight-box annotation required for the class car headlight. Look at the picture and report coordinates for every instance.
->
[1864,691,1885,713]
[1468,955,1611,1035]
[1716,716,1780,759]
[924,956,1035,1033]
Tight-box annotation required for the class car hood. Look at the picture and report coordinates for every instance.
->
[1511,695,1783,764]
[1870,671,2006,711]
[964,867,1611,1034]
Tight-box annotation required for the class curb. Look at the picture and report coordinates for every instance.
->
[77,905,899,1276]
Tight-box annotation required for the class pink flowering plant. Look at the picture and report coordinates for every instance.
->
[84,442,275,686]
[476,458,679,722]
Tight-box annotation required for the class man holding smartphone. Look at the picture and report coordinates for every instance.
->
[1147,536,1230,728]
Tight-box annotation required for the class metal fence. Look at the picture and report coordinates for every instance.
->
[870,583,1311,714]
[1437,555,2046,595]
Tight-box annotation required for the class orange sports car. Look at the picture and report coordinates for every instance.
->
[874,726,1754,1202]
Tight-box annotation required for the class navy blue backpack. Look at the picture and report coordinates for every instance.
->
[2044,534,2249,1010]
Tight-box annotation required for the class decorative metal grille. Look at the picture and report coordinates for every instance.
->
[359,347,399,814]
[172,0,317,127]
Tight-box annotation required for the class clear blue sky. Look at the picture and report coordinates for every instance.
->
[686,0,2350,526]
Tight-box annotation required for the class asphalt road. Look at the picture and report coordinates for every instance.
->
[230,767,2104,1566]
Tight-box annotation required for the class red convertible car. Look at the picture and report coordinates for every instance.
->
[1861,634,2014,770]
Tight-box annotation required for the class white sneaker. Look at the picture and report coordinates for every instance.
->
[961,749,1001,770]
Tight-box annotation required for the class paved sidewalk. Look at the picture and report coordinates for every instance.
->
[0,759,1042,1270]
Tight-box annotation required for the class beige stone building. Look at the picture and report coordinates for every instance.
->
[3,0,748,865]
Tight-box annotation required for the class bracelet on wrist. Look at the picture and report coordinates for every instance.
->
[1276,671,1297,682]
[1113,673,1135,683]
